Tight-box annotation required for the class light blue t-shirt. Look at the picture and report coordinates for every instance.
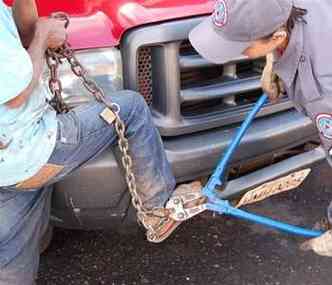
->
[0,1,58,186]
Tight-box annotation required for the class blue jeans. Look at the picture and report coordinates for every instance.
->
[0,91,176,285]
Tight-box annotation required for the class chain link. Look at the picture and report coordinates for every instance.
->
[46,13,161,238]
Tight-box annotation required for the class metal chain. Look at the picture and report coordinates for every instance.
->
[46,13,160,238]
[46,49,70,113]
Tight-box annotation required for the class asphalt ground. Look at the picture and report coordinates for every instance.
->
[38,162,332,285]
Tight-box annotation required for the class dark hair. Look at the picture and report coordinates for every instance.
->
[286,6,308,32]
[261,6,308,39]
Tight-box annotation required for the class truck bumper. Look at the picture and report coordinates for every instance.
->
[51,110,323,230]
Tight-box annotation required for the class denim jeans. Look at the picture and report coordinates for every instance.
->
[0,90,176,285]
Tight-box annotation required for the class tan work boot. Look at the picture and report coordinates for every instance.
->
[300,230,332,257]
[145,181,203,243]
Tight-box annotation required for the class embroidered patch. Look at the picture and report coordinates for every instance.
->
[212,0,228,28]
[316,114,332,140]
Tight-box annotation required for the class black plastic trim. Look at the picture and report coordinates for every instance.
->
[219,147,325,200]
[181,76,261,103]
[179,54,248,71]
[121,17,293,137]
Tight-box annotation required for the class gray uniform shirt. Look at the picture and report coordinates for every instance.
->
[274,0,332,157]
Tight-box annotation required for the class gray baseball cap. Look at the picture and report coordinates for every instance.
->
[189,0,293,64]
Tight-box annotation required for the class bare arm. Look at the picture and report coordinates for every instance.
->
[12,0,38,47]
[5,19,67,109]
[5,26,47,108]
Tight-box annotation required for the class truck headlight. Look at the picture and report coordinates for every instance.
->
[43,47,123,107]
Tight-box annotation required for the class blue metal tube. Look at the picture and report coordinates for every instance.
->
[206,202,322,238]
[202,94,323,238]
[203,94,268,198]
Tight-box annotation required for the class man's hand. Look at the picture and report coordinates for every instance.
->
[261,53,285,103]
[35,18,67,50]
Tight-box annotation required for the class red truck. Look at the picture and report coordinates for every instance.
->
[5,0,325,238]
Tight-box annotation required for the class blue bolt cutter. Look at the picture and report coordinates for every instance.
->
[167,94,323,238]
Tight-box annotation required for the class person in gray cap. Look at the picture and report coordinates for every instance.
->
[0,0,205,283]
[190,0,332,256]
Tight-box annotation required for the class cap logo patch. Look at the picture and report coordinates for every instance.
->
[212,0,228,28]
[316,113,332,140]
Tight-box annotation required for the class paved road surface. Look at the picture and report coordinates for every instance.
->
[38,162,332,285]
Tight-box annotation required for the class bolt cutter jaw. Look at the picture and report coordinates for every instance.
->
[166,192,207,222]
[165,186,230,222]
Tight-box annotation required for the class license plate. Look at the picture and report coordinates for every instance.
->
[236,169,311,208]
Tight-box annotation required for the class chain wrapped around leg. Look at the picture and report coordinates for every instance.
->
[45,13,168,241]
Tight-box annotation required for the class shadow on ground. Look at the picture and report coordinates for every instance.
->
[38,162,332,285]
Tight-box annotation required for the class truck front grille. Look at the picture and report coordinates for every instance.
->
[179,40,266,116]
[123,17,293,136]
[137,47,153,105]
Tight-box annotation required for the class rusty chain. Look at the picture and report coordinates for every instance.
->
[46,13,161,241]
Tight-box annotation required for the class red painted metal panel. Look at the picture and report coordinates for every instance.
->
[4,0,214,48]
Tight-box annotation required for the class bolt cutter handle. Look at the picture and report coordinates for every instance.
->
[203,94,268,199]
